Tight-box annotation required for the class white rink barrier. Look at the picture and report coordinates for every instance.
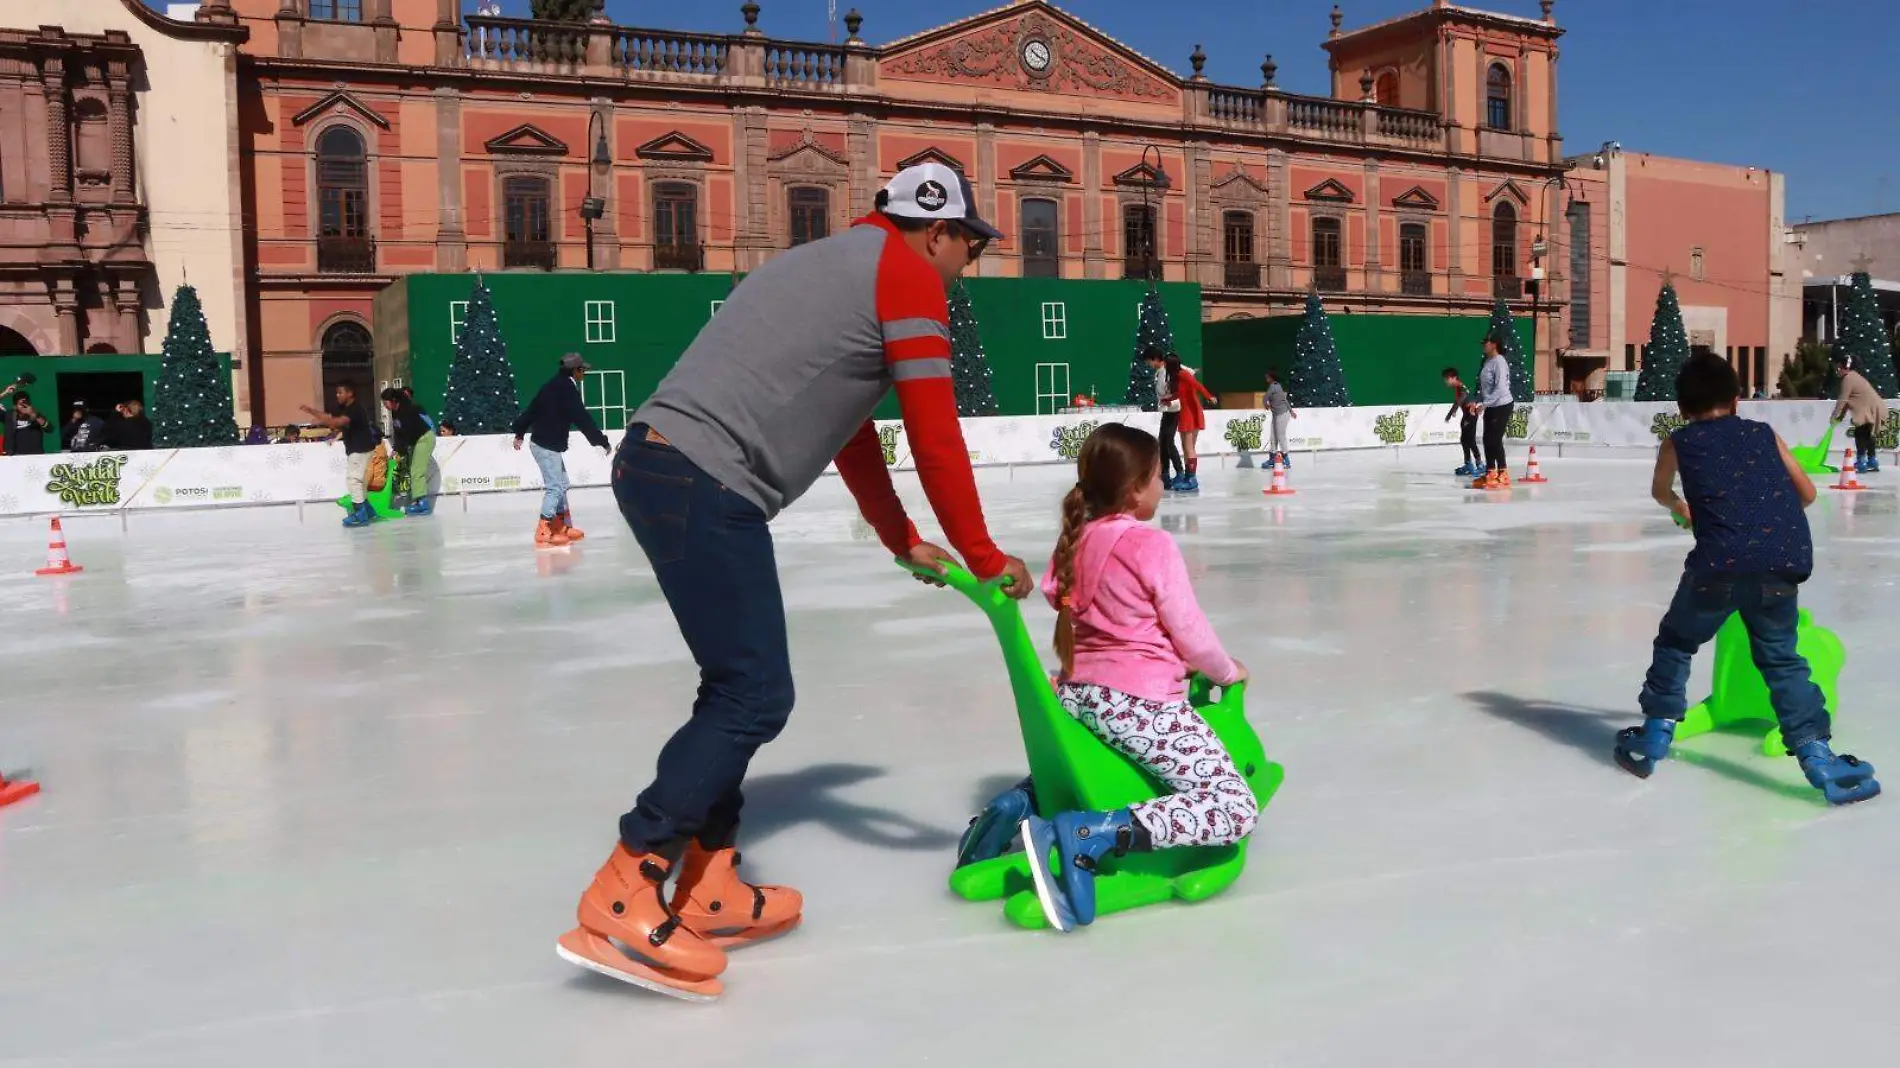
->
[0,400,1851,520]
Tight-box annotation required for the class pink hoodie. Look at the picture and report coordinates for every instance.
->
[1041,513,1241,704]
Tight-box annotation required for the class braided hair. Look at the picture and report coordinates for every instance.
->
[1051,423,1162,676]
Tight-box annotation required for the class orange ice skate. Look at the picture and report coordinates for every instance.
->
[535,517,570,548]
[557,510,585,541]
[556,845,728,1002]
[670,844,803,949]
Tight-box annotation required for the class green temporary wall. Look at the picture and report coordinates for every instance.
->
[373,272,1203,421]
[1202,313,1533,406]
[0,353,212,454]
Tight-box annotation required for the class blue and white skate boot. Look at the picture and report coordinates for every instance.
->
[1454,463,1473,477]
[1614,717,1676,779]
[1867,455,1882,474]
[956,776,1036,868]
[405,496,434,517]
[342,501,373,528]
[1178,474,1200,494]
[1020,809,1139,932]
[1794,741,1881,805]
[1281,452,1292,470]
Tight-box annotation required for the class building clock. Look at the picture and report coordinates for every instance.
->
[1021,38,1053,76]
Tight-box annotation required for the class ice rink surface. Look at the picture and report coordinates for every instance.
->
[4,447,1900,1067]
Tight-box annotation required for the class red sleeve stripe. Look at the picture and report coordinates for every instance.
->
[891,357,953,382]
[883,318,950,344]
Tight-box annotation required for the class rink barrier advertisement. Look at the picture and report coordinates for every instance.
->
[0,401,1864,519]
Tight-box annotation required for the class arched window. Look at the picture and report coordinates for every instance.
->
[1375,71,1400,108]
[788,186,829,247]
[0,326,36,357]
[1492,202,1519,297]
[320,321,373,400]
[1486,64,1512,132]
[1122,203,1156,279]
[503,175,553,269]
[1311,215,1344,292]
[1020,198,1059,278]
[316,126,371,273]
[1400,222,1429,294]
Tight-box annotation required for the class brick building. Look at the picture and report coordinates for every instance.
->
[189,0,1571,422]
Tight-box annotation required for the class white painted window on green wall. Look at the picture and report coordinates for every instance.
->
[1041,301,1067,340]
[1035,362,1071,415]
[449,301,469,345]
[585,300,616,344]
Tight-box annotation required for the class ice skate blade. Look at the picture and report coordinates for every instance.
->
[1613,747,1657,779]
[1822,780,1881,806]
[700,915,801,950]
[556,928,722,1002]
[1019,818,1073,933]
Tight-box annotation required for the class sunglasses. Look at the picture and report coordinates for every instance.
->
[945,222,989,262]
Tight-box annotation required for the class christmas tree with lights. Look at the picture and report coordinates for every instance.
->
[947,282,998,416]
[440,275,519,434]
[151,283,239,448]
[1286,291,1351,407]
[1482,299,1533,403]
[1122,286,1174,410]
[1836,267,1898,396]
[1634,281,1691,402]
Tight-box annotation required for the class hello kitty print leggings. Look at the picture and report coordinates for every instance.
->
[1056,681,1259,848]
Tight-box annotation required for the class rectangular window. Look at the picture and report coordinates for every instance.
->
[449,301,469,345]
[585,300,616,345]
[709,300,724,318]
[1567,202,1592,348]
[788,187,829,248]
[309,0,362,21]
[1755,347,1768,396]
[1122,204,1156,279]
[654,182,701,270]
[1035,362,1071,416]
[1625,343,1636,369]
[1312,217,1342,268]
[1222,211,1255,264]
[1021,199,1059,279]
[582,370,629,433]
[1041,302,1067,340]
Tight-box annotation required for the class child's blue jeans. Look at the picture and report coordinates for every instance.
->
[1638,571,1830,750]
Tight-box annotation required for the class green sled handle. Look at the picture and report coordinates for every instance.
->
[1787,421,1839,476]
[899,557,1285,929]
[1678,608,1846,758]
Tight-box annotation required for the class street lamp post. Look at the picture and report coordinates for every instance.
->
[1139,144,1170,283]
[580,111,611,271]
[1529,170,1571,395]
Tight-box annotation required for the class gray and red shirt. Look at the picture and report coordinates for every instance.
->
[636,213,1005,577]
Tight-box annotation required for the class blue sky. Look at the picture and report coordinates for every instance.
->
[578,0,1883,223]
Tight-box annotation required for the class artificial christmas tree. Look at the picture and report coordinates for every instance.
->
[1634,281,1692,402]
[151,283,240,449]
[1286,292,1351,407]
[1481,299,1532,403]
[440,275,519,434]
[1836,269,1898,396]
[1122,286,1175,410]
[947,282,998,417]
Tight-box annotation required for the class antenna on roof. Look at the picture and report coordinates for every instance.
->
[829,0,838,43]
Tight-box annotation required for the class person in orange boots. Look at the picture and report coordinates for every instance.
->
[512,352,610,547]
[1472,334,1514,490]
[561,162,1032,1001]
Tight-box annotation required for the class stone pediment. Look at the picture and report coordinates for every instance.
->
[1008,154,1075,183]
[1392,185,1441,210]
[291,90,390,130]
[635,132,716,163]
[768,137,848,167]
[1212,168,1269,202]
[1303,178,1356,203]
[896,147,965,172]
[484,124,568,155]
[1485,178,1529,205]
[879,2,1179,105]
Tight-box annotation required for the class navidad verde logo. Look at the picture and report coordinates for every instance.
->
[1878,410,1900,451]
[1649,411,1688,440]
[877,424,903,466]
[1374,410,1408,445]
[1223,414,1264,452]
[46,453,128,507]
[1507,405,1531,440]
[1049,420,1100,460]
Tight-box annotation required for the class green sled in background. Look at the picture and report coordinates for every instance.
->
[1786,422,1839,476]
[334,455,409,521]
[901,559,1284,930]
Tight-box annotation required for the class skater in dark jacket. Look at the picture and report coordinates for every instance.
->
[512,352,610,547]
[1442,367,1481,477]
[1614,352,1880,805]
[382,388,437,516]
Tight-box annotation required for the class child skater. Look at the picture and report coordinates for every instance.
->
[1144,349,1186,489]
[1020,424,1258,930]
[1264,368,1297,469]
[1170,356,1216,493]
[1614,352,1880,805]
[1442,366,1481,477]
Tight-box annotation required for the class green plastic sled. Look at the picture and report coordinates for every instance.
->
[901,559,1284,930]
[1787,422,1839,476]
[334,456,407,520]
[1676,609,1845,758]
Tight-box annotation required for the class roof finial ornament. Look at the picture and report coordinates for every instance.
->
[844,8,863,44]
[1850,252,1877,275]
[741,2,761,35]
[1360,69,1375,102]
[1189,44,1206,80]
[1330,4,1344,37]
[1261,54,1278,89]
[1541,0,1555,22]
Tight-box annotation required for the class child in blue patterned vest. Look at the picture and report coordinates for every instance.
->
[1614,352,1880,804]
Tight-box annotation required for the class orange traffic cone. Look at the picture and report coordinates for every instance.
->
[1520,444,1549,484]
[1831,448,1866,492]
[34,516,82,576]
[0,771,39,809]
[1263,456,1296,496]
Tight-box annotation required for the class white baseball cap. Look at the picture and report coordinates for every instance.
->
[878,162,1004,243]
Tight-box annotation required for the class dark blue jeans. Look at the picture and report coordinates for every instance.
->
[1638,571,1829,749]
[613,427,794,853]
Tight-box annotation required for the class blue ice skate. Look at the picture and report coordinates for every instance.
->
[957,777,1036,868]
[1177,474,1200,494]
[1794,741,1881,805]
[1614,717,1676,779]
[405,496,434,516]
[1020,809,1139,932]
[1279,452,1292,470]
[342,501,374,528]
[1455,463,1475,477]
